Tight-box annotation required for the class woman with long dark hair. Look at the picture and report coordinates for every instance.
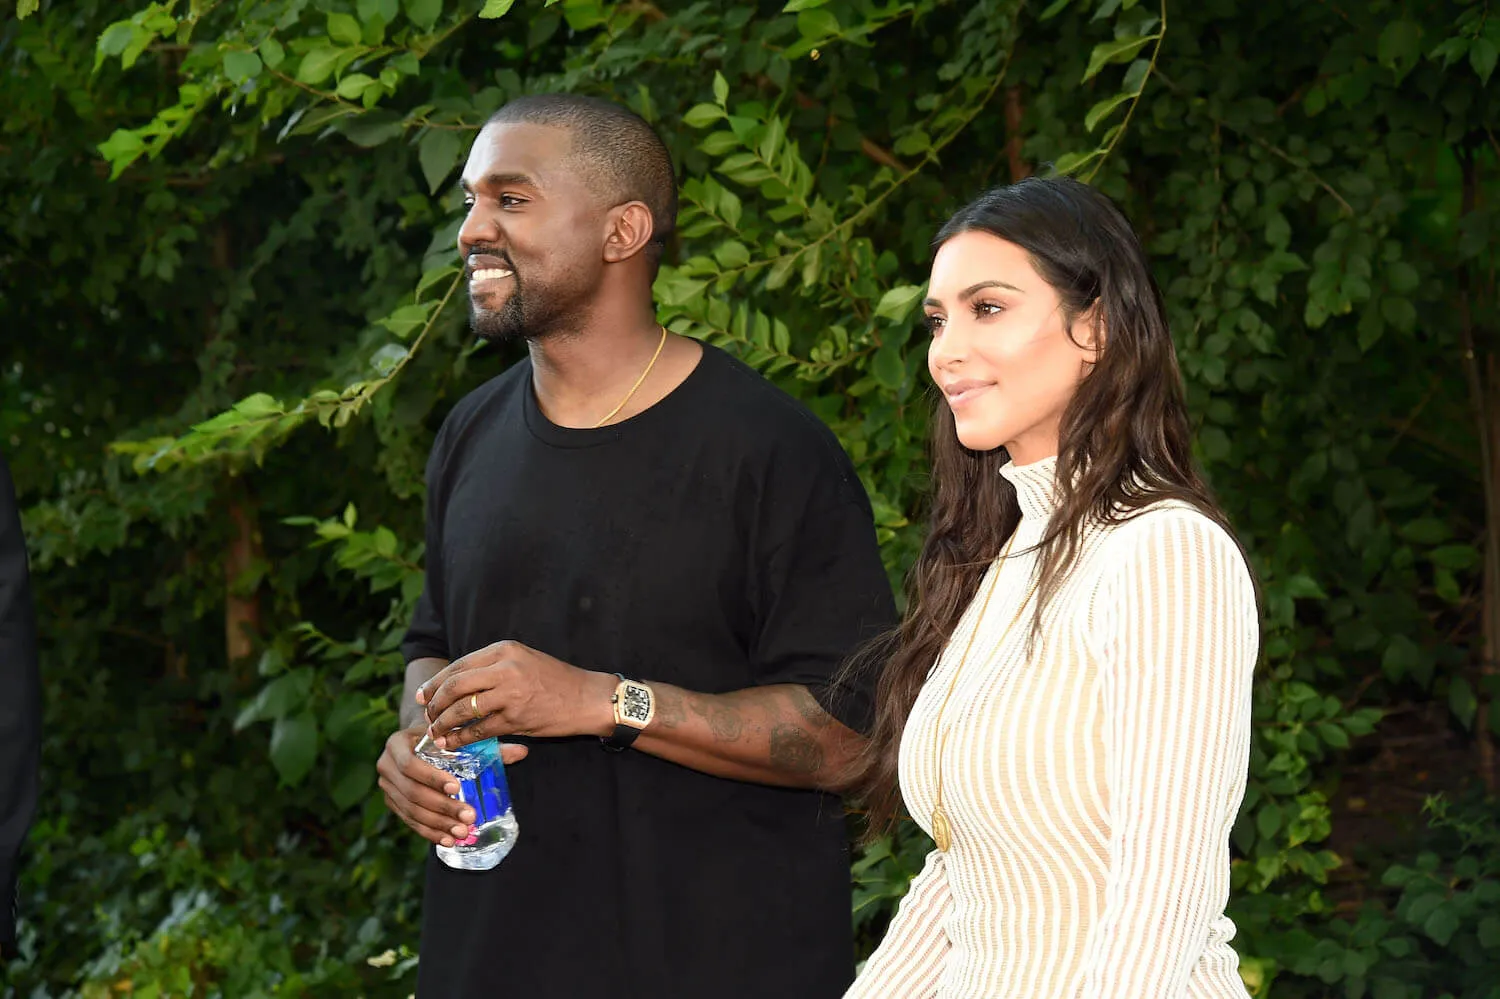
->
[844,177,1259,998]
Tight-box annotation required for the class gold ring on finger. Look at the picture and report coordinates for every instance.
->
[470,692,480,718]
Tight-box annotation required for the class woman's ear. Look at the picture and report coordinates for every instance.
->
[602,201,655,264]
[1074,302,1107,359]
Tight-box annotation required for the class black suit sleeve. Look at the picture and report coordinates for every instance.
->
[0,454,40,952]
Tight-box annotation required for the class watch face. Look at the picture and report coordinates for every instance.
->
[619,682,653,727]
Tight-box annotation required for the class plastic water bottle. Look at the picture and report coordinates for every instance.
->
[414,732,519,871]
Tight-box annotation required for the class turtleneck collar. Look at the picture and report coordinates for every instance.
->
[999,453,1059,522]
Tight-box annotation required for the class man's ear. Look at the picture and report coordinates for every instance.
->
[602,201,656,264]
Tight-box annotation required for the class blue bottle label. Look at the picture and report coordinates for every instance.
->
[454,739,512,822]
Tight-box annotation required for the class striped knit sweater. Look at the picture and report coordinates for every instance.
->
[847,455,1259,999]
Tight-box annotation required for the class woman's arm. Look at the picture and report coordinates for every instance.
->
[1078,511,1259,997]
[846,848,954,998]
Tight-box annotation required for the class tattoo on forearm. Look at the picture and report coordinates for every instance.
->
[689,695,744,742]
[654,687,688,729]
[789,687,834,729]
[769,723,825,776]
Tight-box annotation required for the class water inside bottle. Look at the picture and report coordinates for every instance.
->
[414,732,519,871]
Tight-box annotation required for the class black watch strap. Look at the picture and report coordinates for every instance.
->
[603,721,643,752]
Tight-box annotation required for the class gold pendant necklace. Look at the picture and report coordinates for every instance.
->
[928,531,1038,851]
[592,325,668,428]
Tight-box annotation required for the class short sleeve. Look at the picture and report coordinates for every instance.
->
[748,446,896,733]
[401,425,453,663]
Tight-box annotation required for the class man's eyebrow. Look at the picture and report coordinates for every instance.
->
[924,279,1025,307]
[460,172,542,193]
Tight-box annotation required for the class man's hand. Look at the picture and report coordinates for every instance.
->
[376,725,529,846]
[417,640,616,749]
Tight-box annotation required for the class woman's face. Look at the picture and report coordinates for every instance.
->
[924,230,1099,463]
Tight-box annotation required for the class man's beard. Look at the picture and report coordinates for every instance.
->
[470,284,528,345]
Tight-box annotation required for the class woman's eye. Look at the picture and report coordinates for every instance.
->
[972,300,1004,318]
[923,313,947,333]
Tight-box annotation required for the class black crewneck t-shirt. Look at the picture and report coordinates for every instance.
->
[403,343,895,998]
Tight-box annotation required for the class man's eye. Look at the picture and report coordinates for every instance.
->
[500,195,525,208]
[462,198,476,209]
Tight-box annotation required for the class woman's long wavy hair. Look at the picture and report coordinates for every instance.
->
[848,176,1241,837]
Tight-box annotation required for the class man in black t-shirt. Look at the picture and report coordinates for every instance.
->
[374,95,895,997]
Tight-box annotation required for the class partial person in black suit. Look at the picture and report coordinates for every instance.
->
[0,453,40,961]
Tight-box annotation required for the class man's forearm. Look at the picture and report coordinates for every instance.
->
[631,683,865,792]
[401,657,449,730]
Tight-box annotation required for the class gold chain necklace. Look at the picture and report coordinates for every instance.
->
[592,325,668,428]
[928,531,1040,852]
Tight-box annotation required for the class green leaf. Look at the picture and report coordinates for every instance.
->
[1256,803,1283,839]
[328,12,362,45]
[1121,57,1151,94]
[98,129,147,178]
[336,72,376,99]
[796,9,840,41]
[331,759,375,809]
[1084,93,1133,133]
[360,0,401,21]
[405,0,442,31]
[875,285,924,321]
[378,302,437,339]
[270,710,319,786]
[1449,676,1478,730]
[1401,518,1451,544]
[1478,915,1500,950]
[1423,905,1460,946]
[781,0,829,9]
[713,71,729,106]
[297,46,343,86]
[259,37,286,69]
[1471,38,1498,86]
[1083,35,1156,83]
[1054,149,1102,175]
[1429,545,1478,570]
[417,264,460,299]
[96,23,136,69]
[479,0,517,16]
[683,103,725,128]
[871,344,905,390]
[419,128,466,193]
[17,0,39,17]
[1285,574,1327,600]
[370,343,410,377]
[1038,0,1073,19]
[233,393,283,419]
[1377,20,1423,79]
[1315,722,1350,749]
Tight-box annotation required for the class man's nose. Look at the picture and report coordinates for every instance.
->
[457,206,499,258]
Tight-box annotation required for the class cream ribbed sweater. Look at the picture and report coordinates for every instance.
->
[847,456,1258,999]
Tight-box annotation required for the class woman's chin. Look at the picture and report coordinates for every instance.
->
[953,424,1008,453]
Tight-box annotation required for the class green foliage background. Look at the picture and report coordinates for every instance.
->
[3,0,1499,995]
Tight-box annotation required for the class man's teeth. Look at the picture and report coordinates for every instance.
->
[470,268,513,281]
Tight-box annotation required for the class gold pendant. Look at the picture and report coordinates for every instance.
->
[931,806,952,852]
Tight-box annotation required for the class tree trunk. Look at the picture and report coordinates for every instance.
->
[1005,85,1029,183]
[223,487,263,668]
[1458,149,1497,794]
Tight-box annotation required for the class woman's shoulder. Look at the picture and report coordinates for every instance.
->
[1095,498,1251,579]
